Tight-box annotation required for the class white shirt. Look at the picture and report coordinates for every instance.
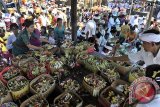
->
[0,19,6,30]
[84,20,96,38]
[28,8,34,14]
[124,3,129,9]
[130,16,139,27]
[134,18,139,26]
[128,48,160,66]
[40,15,48,27]
[77,29,82,37]
[115,18,120,25]
[10,16,17,23]
[108,17,115,28]
[136,94,160,107]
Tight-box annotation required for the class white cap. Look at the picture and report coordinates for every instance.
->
[139,33,160,43]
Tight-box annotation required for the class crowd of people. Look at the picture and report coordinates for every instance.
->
[0,0,160,63]
[0,0,160,106]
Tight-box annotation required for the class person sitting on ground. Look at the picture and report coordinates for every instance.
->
[6,23,19,53]
[12,19,43,56]
[109,29,160,77]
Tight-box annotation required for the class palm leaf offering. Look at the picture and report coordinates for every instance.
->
[60,78,80,92]
[54,92,83,107]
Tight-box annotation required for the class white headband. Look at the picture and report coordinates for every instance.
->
[139,33,160,43]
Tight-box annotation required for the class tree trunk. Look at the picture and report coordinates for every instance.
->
[71,0,77,42]
[146,0,156,29]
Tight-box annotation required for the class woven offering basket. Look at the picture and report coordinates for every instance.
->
[0,81,12,105]
[83,74,106,97]
[100,68,120,84]
[0,66,22,85]
[54,91,83,107]
[20,94,49,107]
[30,74,56,98]
[7,76,29,100]
[99,86,125,107]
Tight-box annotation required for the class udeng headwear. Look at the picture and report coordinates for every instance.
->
[139,33,160,43]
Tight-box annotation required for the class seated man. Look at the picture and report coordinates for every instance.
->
[109,29,160,73]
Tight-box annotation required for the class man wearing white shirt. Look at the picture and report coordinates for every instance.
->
[130,15,139,27]
[39,11,48,27]
[0,11,5,29]
[10,13,17,24]
[109,29,160,67]
[84,14,99,39]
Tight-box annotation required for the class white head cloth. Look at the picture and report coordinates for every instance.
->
[139,33,160,43]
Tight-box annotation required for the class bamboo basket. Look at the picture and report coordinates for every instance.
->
[54,91,83,107]
[0,66,21,85]
[20,94,49,107]
[30,74,56,98]
[100,68,120,84]
[83,74,106,97]
[0,81,12,105]
[99,86,125,107]
[7,76,29,100]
